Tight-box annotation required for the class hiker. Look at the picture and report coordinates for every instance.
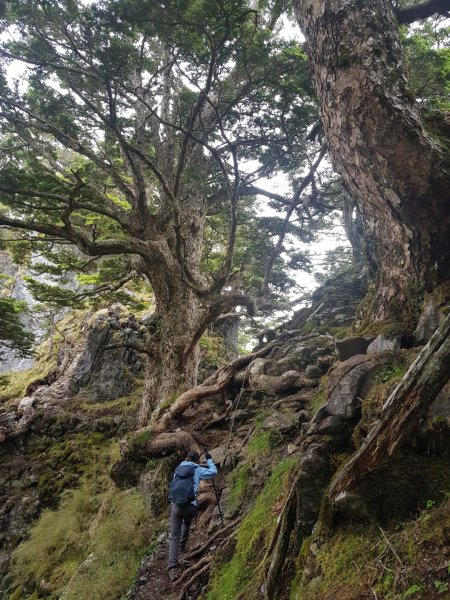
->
[167,449,217,580]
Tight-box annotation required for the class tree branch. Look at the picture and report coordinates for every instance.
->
[262,144,327,291]
[0,215,145,257]
[395,0,450,24]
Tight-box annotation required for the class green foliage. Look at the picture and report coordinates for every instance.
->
[0,0,331,330]
[376,362,406,383]
[207,458,298,600]
[401,21,450,111]
[199,331,228,367]
[0,297,35,358]
[10,442,151,600]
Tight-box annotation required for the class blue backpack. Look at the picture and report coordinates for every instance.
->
[169,463,196,506]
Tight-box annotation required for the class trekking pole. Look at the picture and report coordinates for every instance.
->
[205,448,225,527]
[211,477,225,528]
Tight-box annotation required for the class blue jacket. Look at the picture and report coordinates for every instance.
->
[173,459,217,505]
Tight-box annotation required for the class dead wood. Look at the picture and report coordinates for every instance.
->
[329,312,450,502]
[262,484,298,598]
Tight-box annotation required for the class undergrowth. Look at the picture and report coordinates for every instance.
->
[9,441,151,600]
[290,496,450,600]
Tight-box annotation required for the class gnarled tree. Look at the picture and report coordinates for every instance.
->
[0,0,332,422]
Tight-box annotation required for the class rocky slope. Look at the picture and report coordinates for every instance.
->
[1,268,449,600]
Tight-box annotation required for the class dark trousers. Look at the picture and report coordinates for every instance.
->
[168,503,196,569]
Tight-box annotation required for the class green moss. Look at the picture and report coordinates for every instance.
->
[10,441,150,600]
[75,386,142,415]
[310,375,328,416]
[26,432,114,506]
[246,430,281,460]
[0,353,56,403]
[9,586,24,600]
[227,464,252,509]
[290,497,450,600]
[207,458,298,600]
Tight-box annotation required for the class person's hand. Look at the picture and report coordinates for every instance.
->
[204,450,212,460]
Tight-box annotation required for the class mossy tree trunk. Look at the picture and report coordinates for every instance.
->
[293,0,450,320]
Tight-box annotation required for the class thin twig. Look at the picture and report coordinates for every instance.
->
[378,526,404,566]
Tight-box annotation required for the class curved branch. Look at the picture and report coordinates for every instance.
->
[0,214,146,257]
[395,0,450,23]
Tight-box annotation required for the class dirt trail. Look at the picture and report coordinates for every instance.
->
[131,520,210,600]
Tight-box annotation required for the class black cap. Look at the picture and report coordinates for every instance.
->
[187,450,200,462]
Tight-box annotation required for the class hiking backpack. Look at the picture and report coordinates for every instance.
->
[169,463,196,506]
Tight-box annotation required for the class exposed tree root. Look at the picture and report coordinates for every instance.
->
[176,554,212,585]
[125,430,199,461]
[329,312,450,503]
[176,562,212,600]
[182,517,242,562]
[152,339,286,432]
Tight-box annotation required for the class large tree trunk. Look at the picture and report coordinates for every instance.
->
[294,0,450,319]
[136,169,208,425]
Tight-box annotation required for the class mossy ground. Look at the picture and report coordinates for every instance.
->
[206,457,298,600]
[0,310,89,404]
[8,439,154,600]
[0,349,56,404]
[289,496,450,600]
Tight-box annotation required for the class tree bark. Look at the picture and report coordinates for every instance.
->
[294,0,450,319]
[329,311,450,503]
[139,266,202,425]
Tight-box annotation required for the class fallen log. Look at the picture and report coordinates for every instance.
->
[329,311,450,503]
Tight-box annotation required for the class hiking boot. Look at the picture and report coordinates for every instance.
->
[168,566,181,582]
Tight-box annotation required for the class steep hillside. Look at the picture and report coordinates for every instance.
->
[1,269,449,600]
